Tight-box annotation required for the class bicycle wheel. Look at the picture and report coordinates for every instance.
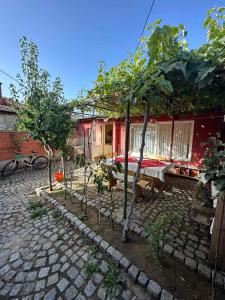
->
[2,160,18,177]
[33,156,49,170]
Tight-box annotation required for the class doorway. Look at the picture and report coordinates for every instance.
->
[104,123,113,155]
[91,123,113,160]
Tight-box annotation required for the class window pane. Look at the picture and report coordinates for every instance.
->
[130,124,157,156]
[157,122,172,158]
[144,125,157,156]
[172,121,194,160]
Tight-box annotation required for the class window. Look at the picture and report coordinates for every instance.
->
[144,125,157,156]
[130,124,157,156]
[130,121,193,160]
[172,121,194,161]
[130,122,172,158]
[157,122,172,158]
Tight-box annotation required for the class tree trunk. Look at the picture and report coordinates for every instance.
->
[122,101,150,242]
[123,96,131,219]
[44,144,53,191]
[63,157,67,201]
[81,127,86,211]
[49,158,53,191]
[97,194,101,226]
[110,188,115,231]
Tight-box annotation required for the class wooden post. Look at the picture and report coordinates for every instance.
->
[123,97,130,219]
[48,158,53,191]
[208,197,225,269]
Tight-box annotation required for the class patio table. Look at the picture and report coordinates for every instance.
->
[106,156,173,182]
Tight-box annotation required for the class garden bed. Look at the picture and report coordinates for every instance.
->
[46,187,225,300]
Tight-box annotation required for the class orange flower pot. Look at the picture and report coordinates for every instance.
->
[54,171,64,182]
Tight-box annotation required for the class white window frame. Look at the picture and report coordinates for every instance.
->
[172,120,194,161]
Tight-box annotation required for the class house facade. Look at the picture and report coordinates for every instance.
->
[75,110,224,178]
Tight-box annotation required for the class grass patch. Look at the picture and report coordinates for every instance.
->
[78,212,88,221]
[102,263,121,298]
[88,245,98,257]
[84,261,100,279]
[28,200,48,219]
[52,208,63,222]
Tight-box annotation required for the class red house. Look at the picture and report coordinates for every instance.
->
[74,110,224,178]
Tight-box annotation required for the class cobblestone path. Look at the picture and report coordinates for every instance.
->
[0,169,151,300]
[70,169,211,268]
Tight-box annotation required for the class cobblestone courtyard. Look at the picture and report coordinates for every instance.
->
[67,168,211,268]
[0,169,152,300]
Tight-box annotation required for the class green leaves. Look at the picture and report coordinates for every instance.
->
[102,263,121,298]
[203,138,225,192]
[72,6,225,117]
[201,6,225,63]
[196,65,216,83]
[11,37,74,152]
[27,200,48,219]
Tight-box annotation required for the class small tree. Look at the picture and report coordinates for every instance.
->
[10,37,74,190]
[90,155,108,225]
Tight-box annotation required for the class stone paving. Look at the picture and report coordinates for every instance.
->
[60,166,225,287]
[67,168,211,267]
[0,168,152,299]
[64,168,225,288]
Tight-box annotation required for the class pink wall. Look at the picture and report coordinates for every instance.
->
[77,111,224,167]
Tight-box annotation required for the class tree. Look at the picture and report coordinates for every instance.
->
[10,37,74,190]
[200,7,225,63]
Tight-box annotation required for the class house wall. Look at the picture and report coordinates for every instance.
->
[77,111,224,167]
[0,112,18,131]
[186,114,223,166]
[0,131,45,161]
[117,112,223,167]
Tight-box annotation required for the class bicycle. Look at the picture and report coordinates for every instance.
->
[2,151,49,177]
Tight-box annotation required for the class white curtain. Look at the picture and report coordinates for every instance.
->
[172,121,194,160]
[130,121,193,160]
[157,122,172,158]
[130,124,157,156]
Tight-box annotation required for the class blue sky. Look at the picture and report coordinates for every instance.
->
[0,0,224,100]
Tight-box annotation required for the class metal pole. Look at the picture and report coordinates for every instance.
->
[123,97,130,219]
